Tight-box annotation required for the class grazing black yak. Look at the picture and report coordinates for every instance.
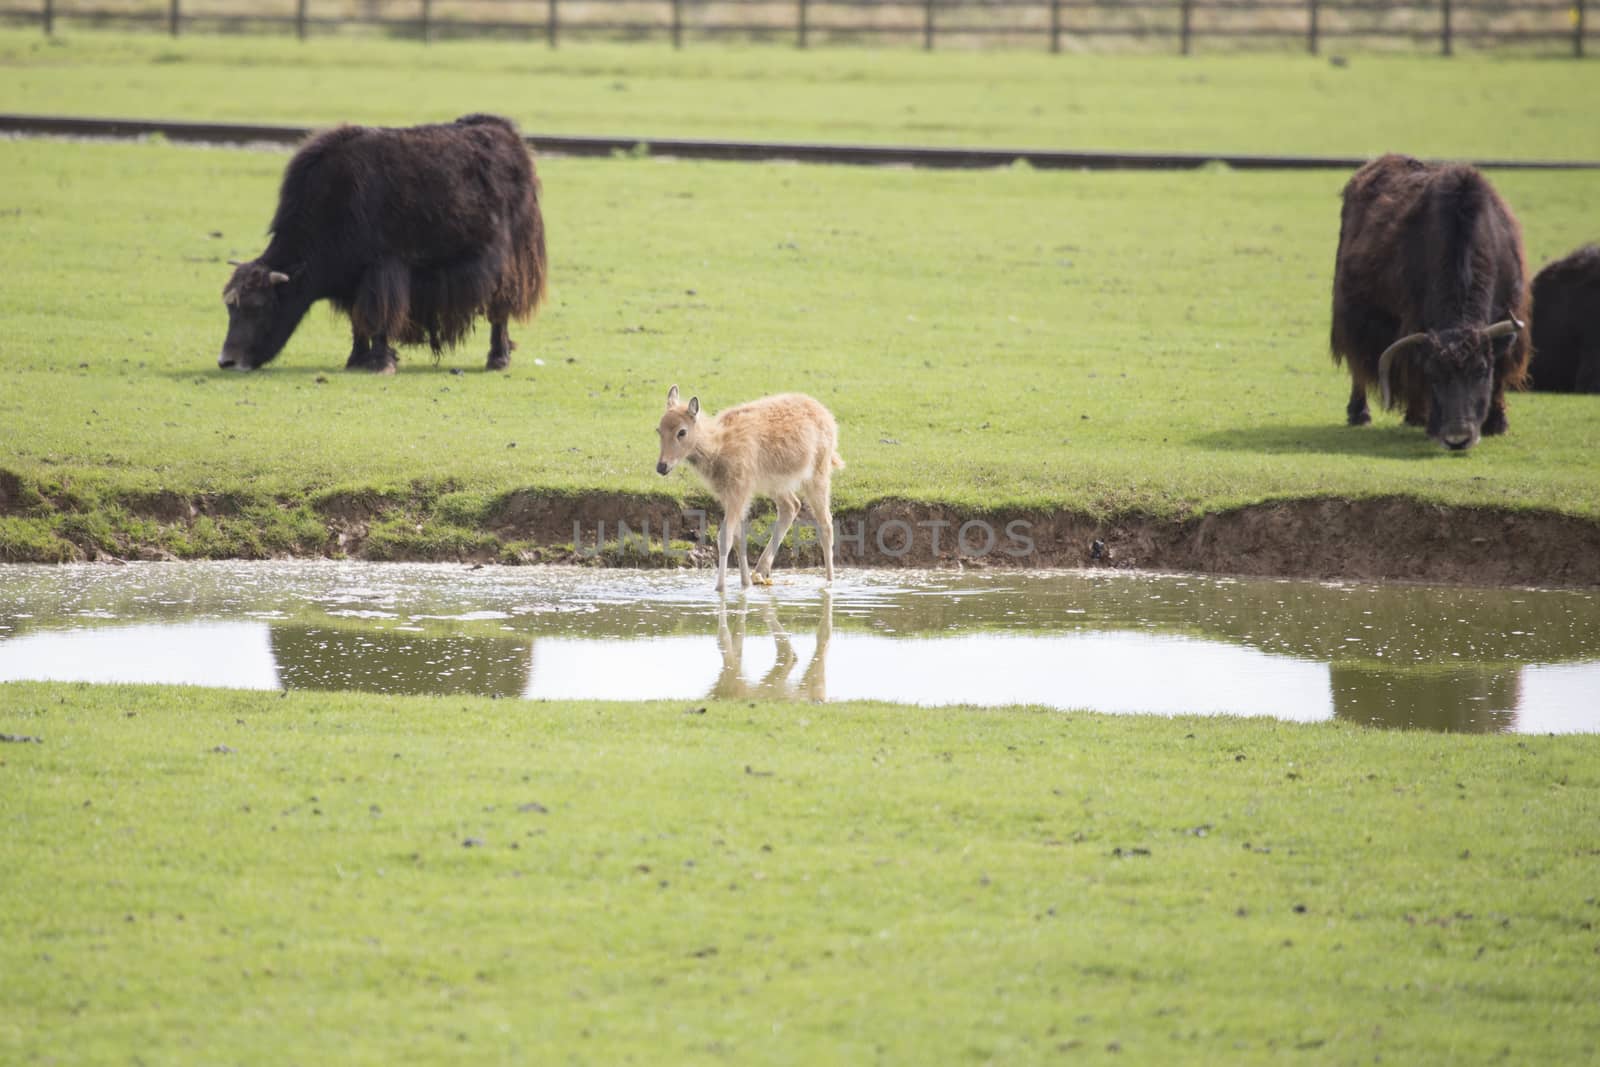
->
[1330,154,1530,451]
[1529,244,1600,393]
[219,114,547,373]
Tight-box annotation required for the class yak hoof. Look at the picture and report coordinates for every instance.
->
[1482,408,1509,436]
[347,348,398,374]
[1346,410,1371,427]
[486,336,516,371]
[347,358,397,375]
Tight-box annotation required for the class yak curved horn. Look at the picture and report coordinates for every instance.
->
[268,271,290,285]
[1377,331,1429,411]
[227,259,247,268]
[1484,315,1524,340]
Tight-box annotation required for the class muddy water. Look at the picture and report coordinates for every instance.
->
[0,563,1595,734]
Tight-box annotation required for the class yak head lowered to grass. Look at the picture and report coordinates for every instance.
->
[215,115,548,374]
[1376,318,1524,452]
[1329,154,1532,453]
[218,259,311,371]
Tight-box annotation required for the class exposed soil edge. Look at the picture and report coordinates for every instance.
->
[5,479,1599,588]
[836,497,1600,588]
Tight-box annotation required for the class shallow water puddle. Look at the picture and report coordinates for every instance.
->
[0,562,1596,733]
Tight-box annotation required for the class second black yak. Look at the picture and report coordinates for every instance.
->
[1529,244,1600,393]
[1330,154,1530,451]
[219,114,547,373]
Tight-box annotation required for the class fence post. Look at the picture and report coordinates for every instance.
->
[1050,0,1061,52]
[797,0,808,47]
[43,0,52,35]
[671,0,682,48]
[169,0,179,36]
[923,0,934,50]
[1577,0,1586,58]
[296,0,307,39]
[421,0,431,42]
[1307,0,1318,53]
[548,0,558,46]
[1179,0,1192,54]
[1441,0,1452,55]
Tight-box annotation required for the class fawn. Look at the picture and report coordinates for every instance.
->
[656,385,843,593]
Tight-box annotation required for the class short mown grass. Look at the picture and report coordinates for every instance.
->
[1,682,1597,1063]
[3,30,1600,160]
[2,131,1598,559]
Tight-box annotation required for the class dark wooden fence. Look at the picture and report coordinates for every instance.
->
[3,0,1592,55]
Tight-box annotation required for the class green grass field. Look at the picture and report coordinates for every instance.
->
[2,129,1599,560]
[2,682,1598,1064]
[4,34,1600,1063]
[4,33,1600,564]
[4,30,1600,159]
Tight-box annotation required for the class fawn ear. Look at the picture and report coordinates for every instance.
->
[666,385,679,409]
[687,396,699,419]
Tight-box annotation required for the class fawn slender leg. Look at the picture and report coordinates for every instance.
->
[737,515,753,589]
[802,480,835,584]
[716,498,750,594]
[754,493,801,580]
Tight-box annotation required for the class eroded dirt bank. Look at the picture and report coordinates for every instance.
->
[4,475,1598,588]
[823,497,1600,588]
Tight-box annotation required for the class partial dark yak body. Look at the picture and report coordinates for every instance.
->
[220,114,547,373]
[1529,244,1600,393]
[1330,154,1530,451]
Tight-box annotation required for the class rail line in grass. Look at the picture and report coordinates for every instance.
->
[6,112,1600,170]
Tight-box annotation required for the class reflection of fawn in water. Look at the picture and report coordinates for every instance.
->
[711,591,833,703]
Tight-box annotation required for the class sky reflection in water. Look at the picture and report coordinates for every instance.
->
[0,562,1596,734]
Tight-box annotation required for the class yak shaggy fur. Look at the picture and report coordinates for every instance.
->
[1330,153,1531,439]
[1530,244,1600,393]
[220,113,547,372]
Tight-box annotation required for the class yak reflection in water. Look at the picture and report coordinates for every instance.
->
[711,592,831,703]
[2,563,1599,732]
[1330,664,1519,734]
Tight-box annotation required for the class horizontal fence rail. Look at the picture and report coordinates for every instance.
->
[6,112,1600,170]
[0,0,1592,54]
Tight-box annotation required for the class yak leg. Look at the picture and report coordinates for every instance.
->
[346,330,398,374]
[1575,338,1600,392]
[1483,382,1510,436]
[753,493,801,581]
[350,260,407,373]
[1345,380,1371,426]
[486,318,516,372]
[345,333,373,370]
